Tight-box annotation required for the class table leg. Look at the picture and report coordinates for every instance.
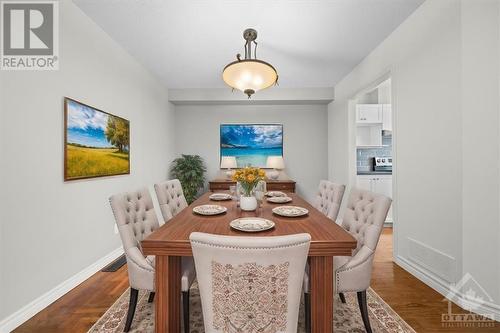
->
[155,256,181,333]
[310,256,334,333]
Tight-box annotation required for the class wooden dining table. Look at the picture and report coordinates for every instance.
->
[142,191,357,333]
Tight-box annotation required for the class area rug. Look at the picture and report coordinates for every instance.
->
[89,282,415,333]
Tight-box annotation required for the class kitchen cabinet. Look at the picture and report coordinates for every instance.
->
[356,174,393,222]
[382,104,392,131]
[356,104,382,123]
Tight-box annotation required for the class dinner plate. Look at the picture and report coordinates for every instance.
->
[265,191,286,197]
[266,196,292,204]
[230,217,275,232]
[209,193,232,201]
[272,206,309,217]
[193,204,227,216]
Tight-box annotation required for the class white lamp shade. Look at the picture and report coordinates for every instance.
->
[266,156,285,169]
[220,156,237,169]
[222,60,278,96]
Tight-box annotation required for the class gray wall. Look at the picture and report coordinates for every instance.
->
[329,0,500,311]
[174,104,328,203]
[0,1,175,321]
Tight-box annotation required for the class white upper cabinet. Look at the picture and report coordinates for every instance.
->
[382,104,392,131]
[356,104,382,123]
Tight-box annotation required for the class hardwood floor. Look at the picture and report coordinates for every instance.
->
[13,227,499,332]
[371,228,499,333]
[13,266,129,333]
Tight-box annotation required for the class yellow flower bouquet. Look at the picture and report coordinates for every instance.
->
[232,167,266,196]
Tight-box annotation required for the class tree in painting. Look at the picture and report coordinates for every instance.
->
[105,116,129,153]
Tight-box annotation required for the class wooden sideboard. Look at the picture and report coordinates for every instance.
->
[209,179,296,193]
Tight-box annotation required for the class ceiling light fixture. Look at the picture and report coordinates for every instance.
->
[222,28,278,98]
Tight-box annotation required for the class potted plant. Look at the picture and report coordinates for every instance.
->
[170,154,207,204]
[232,167,266,211]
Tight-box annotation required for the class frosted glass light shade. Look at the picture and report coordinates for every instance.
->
[266,156,285,169]
[220,156,237,169]
[222,60,278,98]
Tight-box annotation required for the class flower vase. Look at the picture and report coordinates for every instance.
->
[240,195,258,211]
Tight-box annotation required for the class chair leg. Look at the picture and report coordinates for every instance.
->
[148,292,155,303]
[339,292,346,304]
[182,290,190,333]
[124,288,138,332]
[357,290,372,333]
[304,292,311,333]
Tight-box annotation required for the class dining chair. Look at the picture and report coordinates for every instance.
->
[109,187,195,333]
[303,188,392,333]
[154,179,188,222]
[313,180,346,221]
[190,232,311,333]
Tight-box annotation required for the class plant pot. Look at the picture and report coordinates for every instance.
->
[240,196,258,211]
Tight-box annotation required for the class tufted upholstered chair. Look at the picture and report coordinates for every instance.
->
[109,188,195,333]
[190,232,311,333]
[154,179,188,222]
[304,188,391,333]
[313,180,346,221]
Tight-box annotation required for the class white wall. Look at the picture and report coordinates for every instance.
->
[0,0,175,325]
[461,0,500,310]
[329,0,500,315]
[174,104,328,203]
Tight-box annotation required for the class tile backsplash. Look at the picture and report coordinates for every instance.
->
[357,141,392,172]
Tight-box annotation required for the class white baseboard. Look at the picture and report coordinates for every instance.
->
[0,247,124,333]
[395,255,500,320]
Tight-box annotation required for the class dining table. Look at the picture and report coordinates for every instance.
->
[142,191,357,333]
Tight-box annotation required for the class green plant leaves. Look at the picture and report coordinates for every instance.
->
[170,154,207,204]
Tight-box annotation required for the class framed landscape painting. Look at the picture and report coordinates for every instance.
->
[64,98,130,181]
[220,124,283,168]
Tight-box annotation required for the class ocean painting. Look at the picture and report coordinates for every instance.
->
[220,124,283,168]
[64,98,130,180]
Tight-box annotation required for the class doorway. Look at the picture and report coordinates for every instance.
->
[348,76,395,255]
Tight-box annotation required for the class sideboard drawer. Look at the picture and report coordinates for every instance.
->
[267,183,295,192]
[209,180,296,193]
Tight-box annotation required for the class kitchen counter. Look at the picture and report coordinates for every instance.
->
[357,171,392,175]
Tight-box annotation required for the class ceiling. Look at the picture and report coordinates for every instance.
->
[73,0,424,89]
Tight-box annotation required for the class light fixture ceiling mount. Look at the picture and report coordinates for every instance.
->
[222,28,278,98]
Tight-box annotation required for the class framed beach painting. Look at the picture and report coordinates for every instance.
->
[220,124,283,168]
[64,97,130,181]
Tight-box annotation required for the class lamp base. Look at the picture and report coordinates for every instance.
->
[268,169,279,180]
[225,169,233,179]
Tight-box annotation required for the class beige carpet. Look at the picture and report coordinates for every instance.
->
[89,282,415,333]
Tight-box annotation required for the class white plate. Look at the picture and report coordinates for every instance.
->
[193,205,227,216]
[230,217,275,232]
[265,191,286,197]
[272,206,309,217]
[209,193,232,201]
[267,196,292,204]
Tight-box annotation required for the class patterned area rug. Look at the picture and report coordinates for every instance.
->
[89,282,415,333]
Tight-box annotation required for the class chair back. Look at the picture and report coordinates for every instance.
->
[109,188,159,251]
[109,188,158,290]
[342,188,391,255]
[154,179,188,222]
[190,232,311,333]
[314,180,345,221]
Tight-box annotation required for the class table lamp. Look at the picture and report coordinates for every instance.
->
[220,156,237,179]
[266,156,284,180]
